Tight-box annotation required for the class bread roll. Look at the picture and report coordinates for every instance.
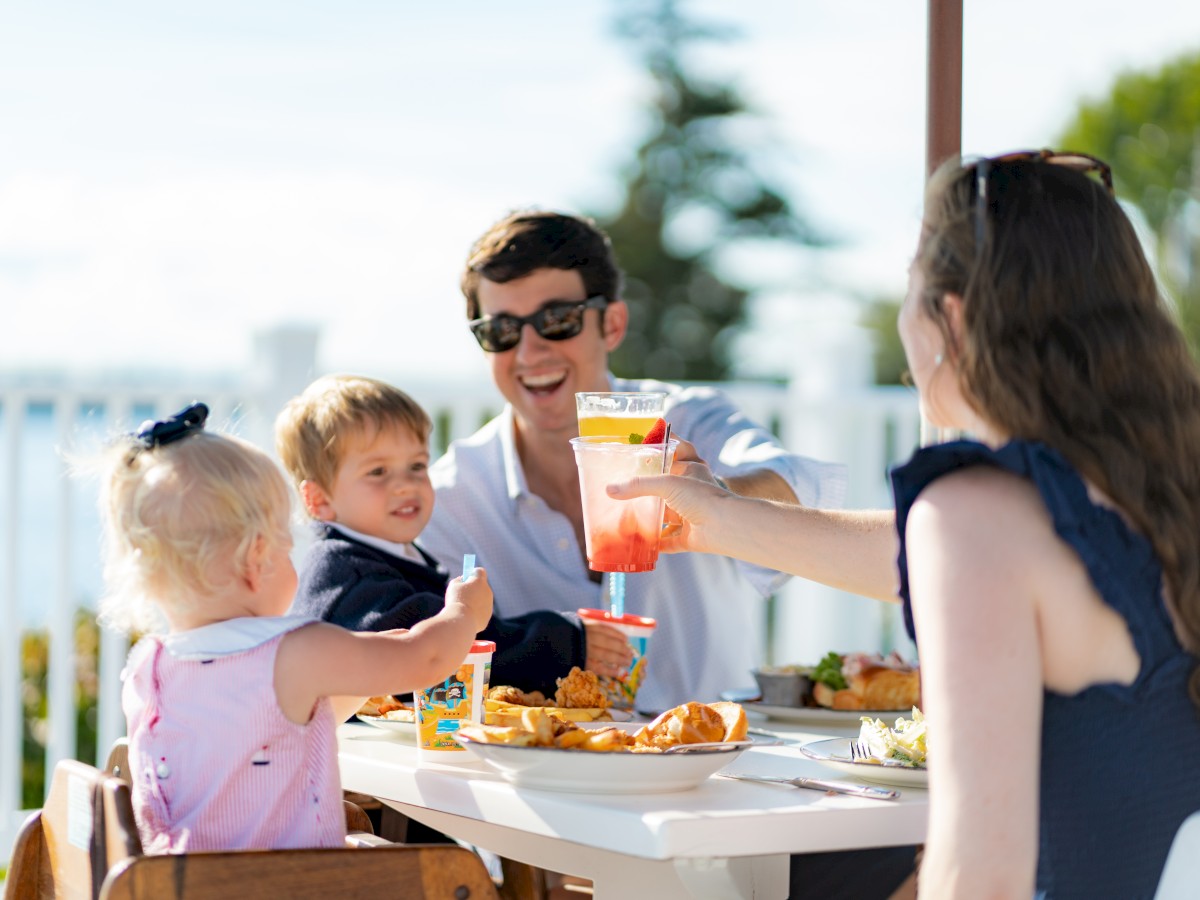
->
[709,701,748,742]
[813,665,921,710]
[634,701,748,749]
[668,702,726,744]
[636,701,724,749]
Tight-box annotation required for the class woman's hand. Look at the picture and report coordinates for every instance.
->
[606,461,729,556]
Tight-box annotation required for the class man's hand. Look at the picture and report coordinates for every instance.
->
[582,621,634,679]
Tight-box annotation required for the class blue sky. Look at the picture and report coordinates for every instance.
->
[2,1,1199,383]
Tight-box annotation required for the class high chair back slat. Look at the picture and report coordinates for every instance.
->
[2,758,132,900]
[98,844,502,900]
[103,740,130,784]
[98,778,143,866]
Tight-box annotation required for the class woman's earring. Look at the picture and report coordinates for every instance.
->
[934,353,944,367]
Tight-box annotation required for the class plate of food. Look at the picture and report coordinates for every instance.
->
[733,651,921,726]
[354,696,417,737]
[799,709,928,788]
[484,673,633,727]
[455,701,750,793]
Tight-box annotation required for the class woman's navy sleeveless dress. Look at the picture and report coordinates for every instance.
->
[891,439,1200,899]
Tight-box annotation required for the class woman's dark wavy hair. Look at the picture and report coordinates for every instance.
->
[917,155,1200,707]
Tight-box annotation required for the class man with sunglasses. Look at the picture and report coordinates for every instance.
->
[420,210,847,713]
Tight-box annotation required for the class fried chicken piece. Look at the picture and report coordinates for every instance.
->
[487,685,551,707]
[554,667,609,709]
[488,685,530,706]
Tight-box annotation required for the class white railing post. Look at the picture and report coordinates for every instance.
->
[45,397,79,791]
[94,395,138,768]
[1,394,26,853]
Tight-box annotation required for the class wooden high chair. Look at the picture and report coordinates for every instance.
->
[5,750,502,900]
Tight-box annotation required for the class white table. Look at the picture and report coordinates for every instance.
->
[338,719,927,899]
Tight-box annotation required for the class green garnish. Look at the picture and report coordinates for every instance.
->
[628,433,645,444]
[812,651,847,690]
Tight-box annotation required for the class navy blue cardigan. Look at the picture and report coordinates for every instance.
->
[289,524,585,695]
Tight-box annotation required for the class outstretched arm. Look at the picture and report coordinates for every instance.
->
[672,437,799,504]
[274,568,493,724]
[608,474,899,601]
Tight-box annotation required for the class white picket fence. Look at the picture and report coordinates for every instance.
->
[0,328,920,861]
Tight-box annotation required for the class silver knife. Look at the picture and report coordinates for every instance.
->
[720,772,900,801]
[745,726,805,745]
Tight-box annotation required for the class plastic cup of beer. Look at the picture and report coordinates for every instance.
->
[575,392,666,442]
[415,639,494,766]
[569,435,678,573]
[576,608,656,709]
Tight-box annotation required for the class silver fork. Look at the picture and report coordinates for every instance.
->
[848,740,872,762]
[848,740,910,768]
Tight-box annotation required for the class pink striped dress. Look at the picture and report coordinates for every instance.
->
[121,616,346,853]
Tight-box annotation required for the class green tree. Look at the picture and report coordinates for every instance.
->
[862,296,907,386]
[596,0,823,381]
[1058,51,1200,346]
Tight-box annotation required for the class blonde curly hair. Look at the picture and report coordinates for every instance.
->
[98,429,293,634]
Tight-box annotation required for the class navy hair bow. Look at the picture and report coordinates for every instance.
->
[134,402,209,449]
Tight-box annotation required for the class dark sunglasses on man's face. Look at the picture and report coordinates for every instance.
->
[468,295,608,353]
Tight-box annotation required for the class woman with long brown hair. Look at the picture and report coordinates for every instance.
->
[613,151,1200,898]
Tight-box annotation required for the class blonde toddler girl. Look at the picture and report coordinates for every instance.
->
[99,403,491,853]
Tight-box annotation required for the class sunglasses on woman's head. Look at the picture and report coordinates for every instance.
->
[468,295,608,352]
[973,149,1114,246]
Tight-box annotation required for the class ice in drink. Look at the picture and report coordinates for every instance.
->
[570,436,678,573]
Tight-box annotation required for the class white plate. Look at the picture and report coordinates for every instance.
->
[454,729,748,793]
[355,713,417,737]
[799,737,928,788]
[742,701,913,727]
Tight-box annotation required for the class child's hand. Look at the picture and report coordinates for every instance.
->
[582,621,633,679]
[445,567,493,633]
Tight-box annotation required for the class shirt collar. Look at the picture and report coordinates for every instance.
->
[162,615,315,660]
[497,406,530,502]
[329,522,426,564]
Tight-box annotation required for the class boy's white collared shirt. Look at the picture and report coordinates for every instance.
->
[325,521,426,565]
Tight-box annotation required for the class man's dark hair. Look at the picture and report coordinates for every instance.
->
[460,210,623,320]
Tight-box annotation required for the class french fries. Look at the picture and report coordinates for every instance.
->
[483,698,613,728]
[459,702,748,755]
[458,719,636,753]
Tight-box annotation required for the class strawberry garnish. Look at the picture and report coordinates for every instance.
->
[644,418,668,445]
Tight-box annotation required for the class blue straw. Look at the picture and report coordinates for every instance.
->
[461,553,476,581]
[609,571,625,618]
